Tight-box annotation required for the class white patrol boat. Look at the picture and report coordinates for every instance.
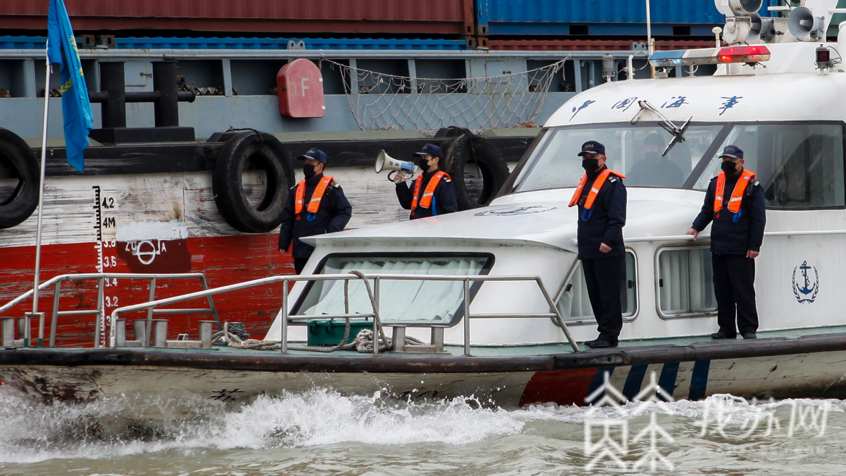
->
[2,0,846,412]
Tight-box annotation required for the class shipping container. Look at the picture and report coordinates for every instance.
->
[475,0,725,37]
[489,38,715,51]
[0,0,475,37]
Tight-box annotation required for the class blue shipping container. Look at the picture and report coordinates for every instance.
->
[476,0,728,36]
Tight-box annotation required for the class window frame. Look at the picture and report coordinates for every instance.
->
[509,122,731,194]
[506,120,846,207]
[552,249,640,326]
[290,252,495,327]
[691,121,846,211]
[654,245,718,320]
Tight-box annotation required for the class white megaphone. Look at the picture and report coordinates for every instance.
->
[375,149,420,181]
[788,6,825,41]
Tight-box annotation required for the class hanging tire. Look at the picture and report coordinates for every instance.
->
[444,133,511,210]
[0,128,39,229]
[212,131,294,233]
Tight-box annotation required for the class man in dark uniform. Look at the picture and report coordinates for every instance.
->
[395,143,458,219]
[569,141,627,349]
[626,133,685,187]
[688,145,765,340]
[278,148,352,274]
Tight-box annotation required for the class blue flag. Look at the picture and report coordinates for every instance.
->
[47,0,93,173]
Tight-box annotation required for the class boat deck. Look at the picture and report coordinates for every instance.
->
[2,325,846,375]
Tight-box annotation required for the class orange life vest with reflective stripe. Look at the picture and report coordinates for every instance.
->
[294,175,334,220]
[569,169,625,219]
[714,170,755,217]
[411,171,449,215]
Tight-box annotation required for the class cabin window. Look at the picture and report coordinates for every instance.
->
[293,255,492,327]
[691,123,846,208]
[512,124,723,192]
[656,248,717,317]
[555,251,637,321]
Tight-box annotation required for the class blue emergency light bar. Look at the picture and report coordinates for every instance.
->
[650,45,771,67]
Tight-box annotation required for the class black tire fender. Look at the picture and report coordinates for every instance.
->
[444,132,511,210]
[0,128,40,229]
[212,131,294,233]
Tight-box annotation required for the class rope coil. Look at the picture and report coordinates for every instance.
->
[212,271,424,353]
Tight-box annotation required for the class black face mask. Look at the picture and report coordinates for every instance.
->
[720,161,738,175]
[303,164,317,179]
[418,157,431,169]
[582,158,600,173]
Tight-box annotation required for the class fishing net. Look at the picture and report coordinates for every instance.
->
[324,58,567,131]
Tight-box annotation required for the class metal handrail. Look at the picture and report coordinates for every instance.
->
[0,273,220,348]
[108,273,581,354]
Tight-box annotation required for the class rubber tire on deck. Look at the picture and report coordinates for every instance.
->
[444,134,510,210]
[0,128,40,229]
[213,131,294,233]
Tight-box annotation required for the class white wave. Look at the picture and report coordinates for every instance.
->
[0,386,525,462]
[0,384,841,464]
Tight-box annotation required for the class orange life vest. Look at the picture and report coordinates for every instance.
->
[411,170,450,215]
[714,169,755,220]
[569,169,625,221]
[294,175,334,220]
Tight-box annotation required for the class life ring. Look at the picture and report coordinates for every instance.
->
[0,128,40,229]
[443,131,511,210]
[212,131,294,233]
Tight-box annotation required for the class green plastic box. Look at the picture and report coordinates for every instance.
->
[307,318,373,346]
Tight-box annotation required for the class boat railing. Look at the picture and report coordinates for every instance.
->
[106,272,582,354]
[0,273,220,348]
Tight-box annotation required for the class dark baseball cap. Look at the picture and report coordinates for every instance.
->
[720,145,744,160]
[577,141,606,157]
[413,143,444,159]
[298,148,327,164]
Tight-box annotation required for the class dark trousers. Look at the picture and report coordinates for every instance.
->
[582,257,624,344]
[294,257,309,274]
[712,253,759,336]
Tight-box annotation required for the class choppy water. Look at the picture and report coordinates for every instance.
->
[0,384,843,475]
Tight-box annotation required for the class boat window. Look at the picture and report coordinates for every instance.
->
[512,123,724,192]
[556,251,637,321]
[691,123,846,208]
[293,255,492,327]
[656,248,716,318]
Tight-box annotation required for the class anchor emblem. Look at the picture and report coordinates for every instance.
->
[792,261,819,304]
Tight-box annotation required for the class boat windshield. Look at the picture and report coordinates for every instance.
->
[513,123,724,192]
[512,121,846,206]
[293,255,492,327]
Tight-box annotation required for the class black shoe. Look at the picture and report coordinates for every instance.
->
[741,332,757,339]
[583,339,599,346]
[585,340,617,349]
[710,332,736,339]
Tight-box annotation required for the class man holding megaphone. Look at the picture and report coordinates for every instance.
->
[278,148,352,274]
[394,143,458,220]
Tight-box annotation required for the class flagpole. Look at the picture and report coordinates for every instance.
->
[31,49,52,323]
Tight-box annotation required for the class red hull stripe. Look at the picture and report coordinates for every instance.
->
[0,234,294,347]
[518,367,599,406]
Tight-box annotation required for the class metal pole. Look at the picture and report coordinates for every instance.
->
[373,277,380,355]
[536,277,581,353]
[31,52,52,315]
[463,278,471,357]
[646,0,655,78]
[281,280,288,354]
[49,281,60,347]
[95,277,104,348]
